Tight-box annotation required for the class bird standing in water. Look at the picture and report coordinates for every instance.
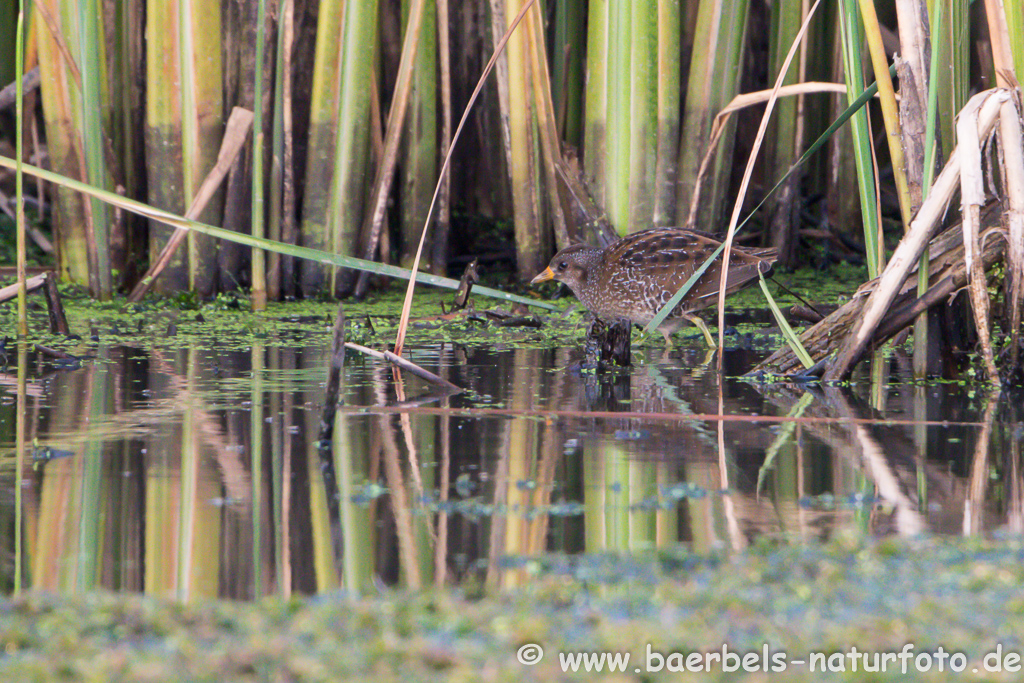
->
[530,227,777,347]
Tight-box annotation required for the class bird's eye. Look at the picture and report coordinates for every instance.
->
[557,261,568,271]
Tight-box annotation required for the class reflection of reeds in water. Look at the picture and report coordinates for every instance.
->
[35,356,106,591]
[336,412,373,593]
[492,349,549,588]
[17,344,1024,598]
[270,347,292,596]
[250,342,264,594]
[752,381,1021,538]
[965,390,999,535]
[375,365,422,589]
[434,359,452,588]
[145,348,225,600]
[14,342,27,593]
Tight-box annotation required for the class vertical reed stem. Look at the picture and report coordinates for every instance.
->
[251,0,268,311]
[16,0,27,335]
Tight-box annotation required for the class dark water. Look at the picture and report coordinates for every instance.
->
[0,329,1019,599]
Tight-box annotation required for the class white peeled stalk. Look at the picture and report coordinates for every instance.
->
[999,98,1024,366]
[958,91,1000,383]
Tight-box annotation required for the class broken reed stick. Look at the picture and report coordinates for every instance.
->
[127,107,254,302]
[318,306,346,447]
[957,92,1000,384]
[32,344,76,360]
[753,205,1005,377]
[823,89,1009,382]
[43,272,69,334]
[0,67,40,111]
[0,272,70,335]
[0,272,45,302]
[344,341,463,393]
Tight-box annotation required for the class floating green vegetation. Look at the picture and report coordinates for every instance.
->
[0,282,583,354]
[0,261,868,357]
[3,533,1024,681]
[345,481,883,520]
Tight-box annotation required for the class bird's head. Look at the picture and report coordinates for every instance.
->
[529,244,594,292]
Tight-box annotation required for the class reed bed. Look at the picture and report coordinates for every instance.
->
[0,0,1022,378]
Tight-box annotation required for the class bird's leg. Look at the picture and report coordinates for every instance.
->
[659,328,674,349]
[683,313,717,349]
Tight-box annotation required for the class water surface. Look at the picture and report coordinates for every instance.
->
[1,316,1018,599]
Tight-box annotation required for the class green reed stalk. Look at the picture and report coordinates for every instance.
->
[676,0,750,233]
[75,0,111,298]
[16,0,26,335]
[182,1,222,295]
[653,0,680,225]
[1005,0,1024,79]
[838,0,881,277]
[626,0,658,233]
[501,0,544,276]
[605,0,631,234]
[328,0,379,294]
[914,0,944,378]
[299,0,345,294]
[552,0,585,146]
[146,0,223,294]
[251,0,268,311]
[585,0,669,233]
[400,0,438,270]
[144,0,181,291]
[268,0,286,300]
[932,0,969,160]
[269,0,296,299]
[766,0,805,262]
[33,1,91,288]
[583,0,609,211]
[857,0,913,231]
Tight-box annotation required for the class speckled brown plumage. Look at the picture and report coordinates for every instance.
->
[530,227,777,345]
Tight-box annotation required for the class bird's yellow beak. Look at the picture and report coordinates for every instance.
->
[530,267,555,285]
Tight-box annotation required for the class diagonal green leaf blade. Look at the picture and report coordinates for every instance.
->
[0,155,558,311]
[759,273,813,369]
